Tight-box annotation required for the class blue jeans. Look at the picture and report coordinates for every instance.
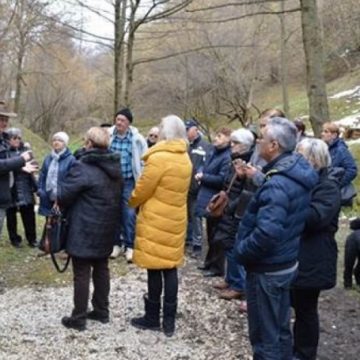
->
[225,248,245,292]
[114,178,136,249]
[246,270,296,360]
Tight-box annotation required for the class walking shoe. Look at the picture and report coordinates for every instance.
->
[87,311,109,324]
[212,280,229,290]
[125,248,133,263]
[238,300,247,313]
[61,316,86,331]
[110,245,122,259]
[218,289,245,300]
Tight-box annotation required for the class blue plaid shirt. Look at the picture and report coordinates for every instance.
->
[110,129,133,179]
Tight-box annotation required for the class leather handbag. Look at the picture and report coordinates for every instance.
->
[39,209,70,273]
[206,173,237,218]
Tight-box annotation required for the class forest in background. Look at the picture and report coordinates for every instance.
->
[0,0,360,140]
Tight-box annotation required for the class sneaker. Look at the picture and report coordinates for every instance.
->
[125,248,133,263]
[238,300,247,313]
[110,245,122,259]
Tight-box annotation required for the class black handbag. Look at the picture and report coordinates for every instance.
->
[39,209,70,273]
[340,183,357,207]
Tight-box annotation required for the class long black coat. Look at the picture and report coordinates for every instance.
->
[0,134,26,209]
[57,149,123,259]
[293,168,341,290]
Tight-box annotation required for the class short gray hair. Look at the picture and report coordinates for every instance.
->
[230,128,255,152]
[296,138,331,170]
[159,115,187,141]
[266,117,297,153]
[7,127,22,138]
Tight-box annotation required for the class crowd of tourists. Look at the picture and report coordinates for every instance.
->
[1,98,359,359]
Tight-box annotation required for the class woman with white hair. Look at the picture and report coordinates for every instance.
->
[129,115,192,337]
[38,131,75,217]
[212,128,256,301]
[292,138,341,360]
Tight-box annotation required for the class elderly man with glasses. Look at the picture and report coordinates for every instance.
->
[235,117,318,360]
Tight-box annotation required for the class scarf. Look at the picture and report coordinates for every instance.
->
[45,148,66,201]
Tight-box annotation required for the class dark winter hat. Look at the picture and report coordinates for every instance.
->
[115,108,133,123]
[184,119,198,130]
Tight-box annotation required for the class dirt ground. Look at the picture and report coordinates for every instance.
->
[316,287,360,360]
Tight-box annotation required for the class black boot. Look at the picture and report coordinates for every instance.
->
[131,295,161,331]
[163,300,177,337]
[61,316,86,331]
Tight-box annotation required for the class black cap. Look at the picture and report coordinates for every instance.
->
[115,108,133,123]
[185,119,198,130]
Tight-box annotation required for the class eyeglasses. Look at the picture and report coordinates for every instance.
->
[149,134,158,138]
[11,136,21,140]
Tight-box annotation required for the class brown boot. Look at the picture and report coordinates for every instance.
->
[212,280,229,290]
[218,288,245,301]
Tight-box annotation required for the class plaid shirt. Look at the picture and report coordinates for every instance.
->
[110,129,133,179]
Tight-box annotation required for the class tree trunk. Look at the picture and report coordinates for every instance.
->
[113,0,127,114]
[280,0,289,117]
[124,15,135,107]
[300,0,329,136]
[14,45,25,114]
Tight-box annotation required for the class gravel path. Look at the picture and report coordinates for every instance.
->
[0,258,251,360]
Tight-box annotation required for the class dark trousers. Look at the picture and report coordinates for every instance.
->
[147,268,178,304]
[204,217,224,275]
[6,204,36,245]
[291,288,321,360]
[344,232,360,287]
[71,257,110,319]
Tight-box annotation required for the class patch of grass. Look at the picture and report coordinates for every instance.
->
[0,214,127,288]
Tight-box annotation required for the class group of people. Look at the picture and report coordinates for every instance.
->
[0,99,359,359]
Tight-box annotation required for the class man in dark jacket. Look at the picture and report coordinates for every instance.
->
[0,101,34,240]
[185,119,212,256]
[235,117,318,360]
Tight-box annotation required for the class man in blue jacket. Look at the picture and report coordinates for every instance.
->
[235,117,318,360]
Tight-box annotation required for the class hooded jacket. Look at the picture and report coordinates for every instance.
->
[58,149,123,259]
[236,152,319,273]
[129,139,192,269]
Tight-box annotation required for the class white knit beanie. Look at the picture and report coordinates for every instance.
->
[52,131,69,146]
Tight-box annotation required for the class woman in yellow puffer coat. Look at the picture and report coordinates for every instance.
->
[129,115,192,337]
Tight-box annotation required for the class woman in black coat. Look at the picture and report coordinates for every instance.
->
[212,128,255,300]
[5,128,38,247]
[292,138,341,360]
[57,127,122,331]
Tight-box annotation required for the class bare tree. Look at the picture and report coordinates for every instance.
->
[300,0,329,135]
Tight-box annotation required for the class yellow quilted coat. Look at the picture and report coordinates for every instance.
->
[129,139,192,269]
